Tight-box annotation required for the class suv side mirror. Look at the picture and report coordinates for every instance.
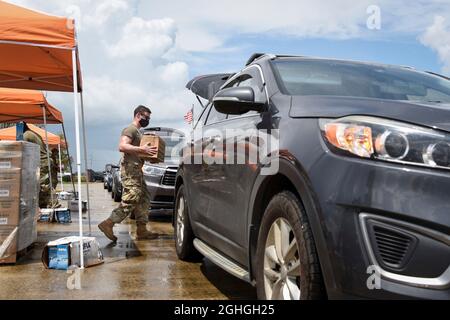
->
[213,86,264,115]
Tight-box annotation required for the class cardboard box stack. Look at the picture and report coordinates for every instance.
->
[140,134,165,163]
[0,141,40,264]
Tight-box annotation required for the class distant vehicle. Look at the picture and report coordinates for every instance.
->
[88,169,104,182]
[143,127,186,212]
[103,164,115,191]
[111,161,122,202]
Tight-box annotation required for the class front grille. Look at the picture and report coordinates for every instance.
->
[372,225,414,269]
[161,170,176,186]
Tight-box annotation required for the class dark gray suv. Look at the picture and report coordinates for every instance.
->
[174,54,450,300]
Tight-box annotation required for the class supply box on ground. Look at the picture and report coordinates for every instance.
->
[42,236,104,270]
[0,141,40,264]
[140,134,165,163]
[68,200,87,213]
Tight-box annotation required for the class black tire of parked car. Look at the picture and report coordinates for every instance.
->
[104,182,107,190]
[174,185,202,261]
[113,189,121,202]
[255,191,325,300]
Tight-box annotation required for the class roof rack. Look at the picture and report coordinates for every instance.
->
[245,53,266,66]
[426,71,450,81]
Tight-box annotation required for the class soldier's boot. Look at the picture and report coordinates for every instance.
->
[136,223,158,240]
[98,219,118,242]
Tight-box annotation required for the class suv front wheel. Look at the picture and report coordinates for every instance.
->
[255,191,325,300]
[174,185,202,261]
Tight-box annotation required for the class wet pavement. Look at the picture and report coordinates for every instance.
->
[0,183,256,300]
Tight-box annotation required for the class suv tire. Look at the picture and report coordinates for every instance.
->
[255,191,325,300]
[113,189,121,202]
[174,185,202,261]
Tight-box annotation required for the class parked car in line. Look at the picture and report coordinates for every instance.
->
[175,53,450,300]
[111,161,122,202]
[88,169,104,182]
[103,163,115,191]
[143,127,185,212]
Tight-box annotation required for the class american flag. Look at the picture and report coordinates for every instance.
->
[184,107,193,124]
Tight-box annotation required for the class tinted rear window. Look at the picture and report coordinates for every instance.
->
[272,59,450,103]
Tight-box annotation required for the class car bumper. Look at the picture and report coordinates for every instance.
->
[144,174,175,209]
[292,123,450,300]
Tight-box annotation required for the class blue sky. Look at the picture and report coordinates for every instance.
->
[8,0,450,170]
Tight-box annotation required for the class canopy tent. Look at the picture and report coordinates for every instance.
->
[0,1,91,268]
[0,122,69,192]
[0,87,63,123]
[0,123,66,148]
[0,1,82,92]
[0,87,75,199]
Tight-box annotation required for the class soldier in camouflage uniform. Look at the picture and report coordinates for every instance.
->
[51,148,59,190]
[98,106,158,242]
[23,124,53,208]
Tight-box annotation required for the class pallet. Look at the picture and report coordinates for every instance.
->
[0,242,35,265]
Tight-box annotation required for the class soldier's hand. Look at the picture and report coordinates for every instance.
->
[141,145,158,157]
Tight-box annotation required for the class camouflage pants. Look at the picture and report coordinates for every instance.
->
[109,162,150,224]
[39,163,51,209]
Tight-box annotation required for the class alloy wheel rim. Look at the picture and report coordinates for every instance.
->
[176,196,185,247]
[263,217,301,300]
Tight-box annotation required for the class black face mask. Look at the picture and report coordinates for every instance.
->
[139,117,150,128]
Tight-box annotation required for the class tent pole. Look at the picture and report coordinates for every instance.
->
[80,93,92,235]
[62,123,76,194]
[58,143,64,192]
[42,108,54,208]
[72,48,84,269]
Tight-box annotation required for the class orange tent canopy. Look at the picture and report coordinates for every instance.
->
[0,1,82,92]
[0,123,66,148]
[0,87,63,124]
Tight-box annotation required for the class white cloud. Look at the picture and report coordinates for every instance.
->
[158,62,189,87]
[108,17,176,58]
[84,0,129,27]
[82,76,147,124]
[420,16,450,75]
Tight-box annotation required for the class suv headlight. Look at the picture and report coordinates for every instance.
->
[143,165,165,176]
[319,116,450,170]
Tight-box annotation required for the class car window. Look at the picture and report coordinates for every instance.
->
[194,105,210,129]
[272,59,450,104]
[227,72,263,119]
[205,104,227,125]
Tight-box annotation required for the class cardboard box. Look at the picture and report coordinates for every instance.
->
[68,200,87,213]
[0,142,40,264]
[140,134,165,163]
[42,237,104,270]
[38,209,54,223]
[0,166,22,226]
[57,192,74,201]
[48,245,70,270]
[55,208,71,224]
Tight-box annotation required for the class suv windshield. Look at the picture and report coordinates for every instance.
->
[161,136,185,160]
[272,59,450,103]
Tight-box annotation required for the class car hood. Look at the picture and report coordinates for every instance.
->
[290,96,450,132]
[144,159,179,168]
